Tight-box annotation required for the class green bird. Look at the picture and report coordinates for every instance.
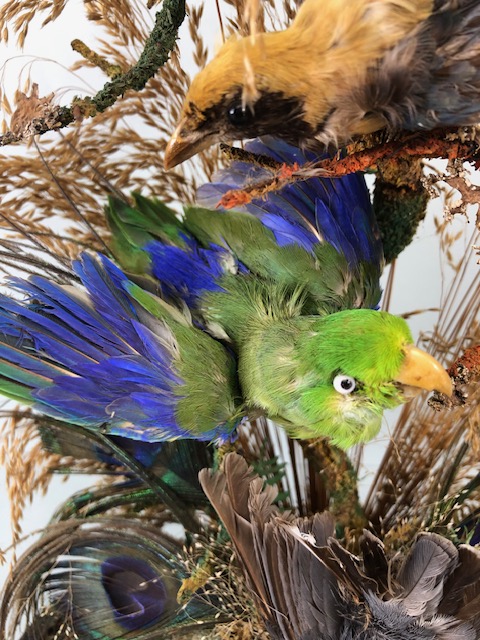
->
[0,138,451,448]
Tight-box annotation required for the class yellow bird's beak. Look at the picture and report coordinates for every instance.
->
[395,344,452,397]
[164,118,218,170]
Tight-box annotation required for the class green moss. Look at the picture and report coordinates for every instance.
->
[373,180,429,263]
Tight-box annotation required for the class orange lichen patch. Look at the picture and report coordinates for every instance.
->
[218,162,301,208]
[278,161,299,179]
[315,133,476,177]
[218,189,254,209]
[429,344,480,414]
[447,345,480,378]
[216,129,480,208]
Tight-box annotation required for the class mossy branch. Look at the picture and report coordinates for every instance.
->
[300,439,366,538]
[0,0,186,147]
[71,39,123,79]
[217,128,480,210]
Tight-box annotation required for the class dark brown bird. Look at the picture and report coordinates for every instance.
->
[165,0,480,169]
[200,453,480,640]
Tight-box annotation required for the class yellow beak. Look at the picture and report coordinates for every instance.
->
[395,344,452,396]
[164,118,218,170]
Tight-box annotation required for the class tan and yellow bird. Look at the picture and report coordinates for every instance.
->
[165,0,480,169]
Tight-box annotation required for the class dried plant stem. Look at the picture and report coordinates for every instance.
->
[365,221,480,536]
[0,0,186,147]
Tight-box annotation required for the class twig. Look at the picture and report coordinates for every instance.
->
[71,39,123,79]
[220,143,281,170]
[429,344,480,410]
[218,129,480,209]
[0,0,186,147]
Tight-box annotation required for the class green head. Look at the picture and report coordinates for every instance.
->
[250,309,452,449]
[296,310,411,447]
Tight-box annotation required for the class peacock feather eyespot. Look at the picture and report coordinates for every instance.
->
[101,555,168,631]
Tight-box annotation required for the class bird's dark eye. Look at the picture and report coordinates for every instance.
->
[227,103,255,127]
[333,375,356,395]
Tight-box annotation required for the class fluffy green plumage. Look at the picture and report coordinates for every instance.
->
[184,206,382,317]
[180,197,410,446]
[204,272,412,447]
[125,280,242,438]
[285,310,412,445]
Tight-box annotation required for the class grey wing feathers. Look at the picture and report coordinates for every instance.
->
[200,453,480,640]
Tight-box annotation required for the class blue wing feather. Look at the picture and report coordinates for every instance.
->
[0,254,190,438]
[0,251,240,442]
[145,237,229,306]
[197,136,382,268]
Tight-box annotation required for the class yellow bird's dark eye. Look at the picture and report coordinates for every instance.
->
[227,103,255,127]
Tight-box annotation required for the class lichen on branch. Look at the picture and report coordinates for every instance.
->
[0,0,186,146]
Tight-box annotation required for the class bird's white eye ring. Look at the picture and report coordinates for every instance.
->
[333,374,356,395]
